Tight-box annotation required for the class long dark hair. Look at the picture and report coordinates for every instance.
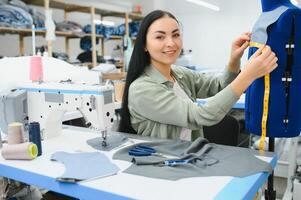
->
[118,10,178,133]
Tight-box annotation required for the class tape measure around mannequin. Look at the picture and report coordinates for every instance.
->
[249,41,264,49]
[259,74,270,151]
[249,41,269,151]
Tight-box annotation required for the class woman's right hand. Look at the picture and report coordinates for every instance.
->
[242,45,278,82]
[230,45,278,96]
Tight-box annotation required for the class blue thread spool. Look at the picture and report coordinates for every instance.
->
[29,122,42,156]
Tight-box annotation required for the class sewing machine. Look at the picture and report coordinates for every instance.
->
[0,81,115,146]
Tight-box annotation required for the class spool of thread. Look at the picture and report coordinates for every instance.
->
[1,142,38,160]
[7,122,24,144]
[29,56,43,82]
[29,122,42,156]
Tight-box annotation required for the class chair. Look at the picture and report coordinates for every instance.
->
[203,114,240,146]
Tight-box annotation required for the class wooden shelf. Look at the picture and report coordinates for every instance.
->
[24,0,143,19]
[115,62,124,68]
[0,27,45,36]
[101,72,127,80]
[128,12,144,20]
[105,35,123,40]
[4,0,143,68]
[24,0,129,18]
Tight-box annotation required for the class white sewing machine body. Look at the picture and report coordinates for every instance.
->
[20,82,115,134]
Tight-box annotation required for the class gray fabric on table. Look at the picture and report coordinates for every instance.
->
[113,137,273,181]
[51,151,119,182]
[251,6,288,44]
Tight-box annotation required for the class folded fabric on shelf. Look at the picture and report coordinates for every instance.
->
[56,21,84,37]
[76,50,105,63]
[29,8,45,28]
[0,4,33,28]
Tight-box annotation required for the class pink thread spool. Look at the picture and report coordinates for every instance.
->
[29,56,43,82]
[7,122,25,144]
[1,142,38,160]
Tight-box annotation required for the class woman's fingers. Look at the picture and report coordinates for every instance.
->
[263,55,278,74]
[260,46,272,58]
[268,62,278,73]
[264,52,277,65]
[239,41,249,51]
[269,57,278,69]
[250,45,266,58]
[243,31,251,36]
[233,32,251,47]
[240,34,251,41]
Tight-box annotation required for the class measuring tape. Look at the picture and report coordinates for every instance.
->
[249,41,269,151]
[249,41,263,49]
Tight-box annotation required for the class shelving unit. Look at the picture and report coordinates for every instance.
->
[0,0,143,69]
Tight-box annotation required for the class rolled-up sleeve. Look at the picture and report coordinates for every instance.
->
[188,69,238,98]
[129,79,239,130]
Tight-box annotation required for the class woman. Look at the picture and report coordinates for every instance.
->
[118,10,278,140]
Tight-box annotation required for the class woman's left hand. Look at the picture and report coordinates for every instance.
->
[228,32,251,73]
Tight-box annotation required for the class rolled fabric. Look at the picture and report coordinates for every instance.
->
[1,142,38,160]
[7,122,24,144]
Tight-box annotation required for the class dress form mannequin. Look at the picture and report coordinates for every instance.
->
[245,0,301,138]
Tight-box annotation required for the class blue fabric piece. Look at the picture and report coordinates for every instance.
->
[251,6,288,44]
[80,21,139,50]
[245,0,301,137]
[116,23,126,36]
[51,151,120,182]
[79,36,99,51]
[0,1,45,28]
[8,0,29,12]
[128,21,140,37]
[82,22,140,39]
[260,0,295,12]
[29,8,45,28]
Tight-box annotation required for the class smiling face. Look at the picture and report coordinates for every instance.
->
[145,16,182,69]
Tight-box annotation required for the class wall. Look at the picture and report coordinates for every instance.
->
[153,0,261,69]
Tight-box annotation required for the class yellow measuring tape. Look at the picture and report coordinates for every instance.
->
[249,41,263,49]
[249,41,269,151]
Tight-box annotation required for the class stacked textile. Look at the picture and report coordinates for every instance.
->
[0,0,45,28]
[56,20,84,37]
[82,21,140,39]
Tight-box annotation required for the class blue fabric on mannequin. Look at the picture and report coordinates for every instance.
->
[245,0,301,137]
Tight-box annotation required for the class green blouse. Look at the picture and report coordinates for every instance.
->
[128,65,239,140]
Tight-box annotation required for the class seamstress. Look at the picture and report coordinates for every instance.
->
[118,10,278,140]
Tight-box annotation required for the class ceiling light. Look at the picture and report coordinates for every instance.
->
[186,0,220,11]
[93,19,115,26]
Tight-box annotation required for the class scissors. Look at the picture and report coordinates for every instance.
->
[128,145,168,158]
